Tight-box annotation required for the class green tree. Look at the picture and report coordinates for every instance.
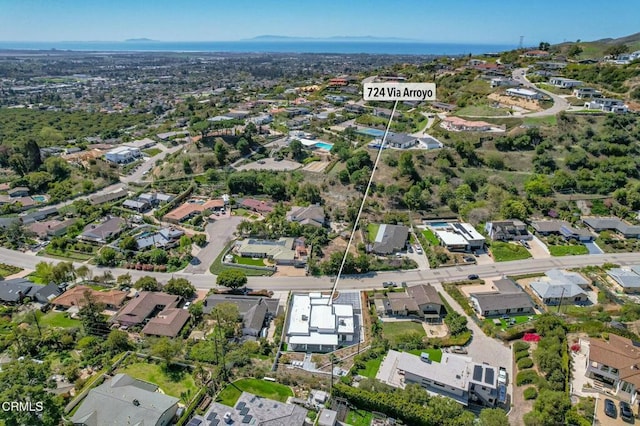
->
[116,272,132,288]
[500,199,528,220]
[296,183,322,204]
[189,301,204,321]
[151,337,182,368]
[524,389,571,426]
[214,140,228,165]
[8,153,28,176]
[44,156,71,180]
[444,311,468,336]
[567,44,583,58]
[604,43,629,57]
[134,276,160,291]
[96,247,117,266]
[289,139,304,161]
[164,277,196,299]
[119,235,137,251]
[237,137,251,155]
[105,329,131,353]
[216,269,248,289]
[22,138,42,172]
[149,248,168,265]
[78,290,108,336]
[192,234,207,247]
[479,408,510,426]
[34,261,54,283]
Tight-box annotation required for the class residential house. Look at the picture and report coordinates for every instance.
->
[112,292,181,327]
[549,77,583,88]
[20,207,59,225]
[104,146,141,164]
[426,221,485,252]
[419,135,444,149]
[369,224,409,255]
[122,199,151,213]
[89,188,128,205]
[485,220,531,241]
[163,199,224,223]
[607,267,640,293]
[286,204,326,228]
[287,293,355,352]
[583,334,640,404]
[237,237,302,265]
[522,50,551,58]
[127,138,156,150]
[28,218,76,239]
[203,392,307,426]
[377,350,499,406]
[529,269,590,306]
[430,101,457,112]
[138,192,174,206]
[8,187,29,198]
[0,278,37,304]
[469,278,534,317]
[573,87,602,99]
[71,373,179,426]
[379,283,444,322]
[344,103,365,113]
[584,98,628,113]
[371,132,419,149]
[52,285,128,311]
[372,107,402,119]
[490,77,519,88]
[78,217,126,243]
[582,217,640,238]
[136,227,184,250]
[203,294,280,339]
[239,198,274,215]
[530,220,594,241]
[141,308,190,338]
[506,88,542,100]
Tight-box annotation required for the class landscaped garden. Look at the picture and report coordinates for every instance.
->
[119,362,197,399]
[232,255,266,267]
[0,262,22,278]
[346,409,374,426]
[356,357,383,378]
[407,348,443,362]
[422,229,440,246]
[38,311,82,328]
[381,321,426,347]
[215,378,293,407]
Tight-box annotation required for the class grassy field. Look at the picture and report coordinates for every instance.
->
[490,242,532,262]
[0,263,22,278]
[422,229,439,246]
[357,357,383,378]
[346,409,374,426]
[523,115,557,127]
[548,244,589,256]
[407,348,443,362]
[484,314,535,329]
[38,311,81,328]
[233,255,266,266]
[143,147,162,157]
[367,223,380,242]
[455,104,510,117]
[382,321,426,346]
[119,362,197,399]
[216,378,293,407]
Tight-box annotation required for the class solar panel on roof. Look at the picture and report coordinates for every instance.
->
[240,407,249,415]
[242,415,253,424]
[210,420,220,426]
[472,365,483,382]
[236,402,246,410]
[207,412,216,420]
[485,368,495,384]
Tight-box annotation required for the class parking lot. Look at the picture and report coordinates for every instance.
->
[594,394,637,425]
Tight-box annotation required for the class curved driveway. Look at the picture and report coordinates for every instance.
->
[512,67,570,117]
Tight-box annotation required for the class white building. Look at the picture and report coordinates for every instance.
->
[584,98,628,113]
[573,87,602,99]
[426,221,485,252]
[377,350,499,406]
[549,77,583,88]
[490,77,519,88]
[104,146,141,164]
[506,88,542,100]
[286,293,355,352]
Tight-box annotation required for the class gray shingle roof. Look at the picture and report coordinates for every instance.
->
[470,292,534,313]
[530,281,586,299]
[0,278,35,303]
[608,268,640,289]
[371,224,409,255]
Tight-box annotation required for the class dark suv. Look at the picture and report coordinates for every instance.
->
[604,398,617,418]
[619,400,633,421]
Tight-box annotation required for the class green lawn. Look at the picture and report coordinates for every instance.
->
[484,314,535,329]
[119,362,197,399]
[455,104,511,117]
[368,223,380,242]
[357,357,383,378]
[346,409,374,426]
[422,229,439,246]
[407,348,443,363]
[143,147,162,157]
[490,242,532,262]
[38,311,81,328]
[233,255,266,267]
[523,115,557,127]
[548,244,589,256]
[210,241,273,277]
[216,378,293,407]
[382,321,426,346]
[27,273,48,284]
[0,263,22,278]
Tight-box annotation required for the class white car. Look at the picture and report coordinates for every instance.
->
[498,367,508,385]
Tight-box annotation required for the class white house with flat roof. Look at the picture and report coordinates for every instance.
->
[287,293,355,352]
[426,221,485,252]
[506,88,542,100]
[104,146,141,164]
[549,77,583,88]
[377,350,499,406]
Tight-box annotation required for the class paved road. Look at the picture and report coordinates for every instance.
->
[183,215,244,274]
[512,68,570,118]
[3,246,639,291]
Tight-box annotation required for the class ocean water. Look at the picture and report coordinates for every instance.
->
[0,41,515,55]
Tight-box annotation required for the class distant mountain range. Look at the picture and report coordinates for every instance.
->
[246,35,419,42]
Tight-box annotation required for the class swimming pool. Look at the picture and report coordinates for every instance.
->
[427,222,449,228]
[314,142,334,150]
[356,127,385,137]
[32,195,47,202]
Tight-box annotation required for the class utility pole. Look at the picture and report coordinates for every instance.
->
[32,310,42,338]
[557,287,566,313]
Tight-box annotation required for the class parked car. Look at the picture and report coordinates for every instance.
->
[401,282,408,288]
[498,367,508,385]
[467,274,479,280]
[450,346,468,354]
[382,282,392,288]
[407,246,414,253]
[604,398,617,418]
[619,401,633,421]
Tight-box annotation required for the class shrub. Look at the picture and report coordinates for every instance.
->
[515,349,530,361]
[523,387,538,400]
[517,357,534,369]
[516,370,539,386]
[513,341,531,352]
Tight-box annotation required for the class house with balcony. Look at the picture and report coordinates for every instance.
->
[583,334,640,404]
[485,220,532,241]
[584,98,629,113]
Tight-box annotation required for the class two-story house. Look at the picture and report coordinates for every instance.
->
[584,334,640,404]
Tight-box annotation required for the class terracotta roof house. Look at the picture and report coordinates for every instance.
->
[112,292,181,327]
[239,198,274,214]
[584,334,640,404]
[163,199,224,223]
[52,285,128,310]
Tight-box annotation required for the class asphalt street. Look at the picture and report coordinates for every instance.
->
[512,67,570,117]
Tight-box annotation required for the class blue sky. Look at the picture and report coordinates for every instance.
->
[0,0,637,44]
